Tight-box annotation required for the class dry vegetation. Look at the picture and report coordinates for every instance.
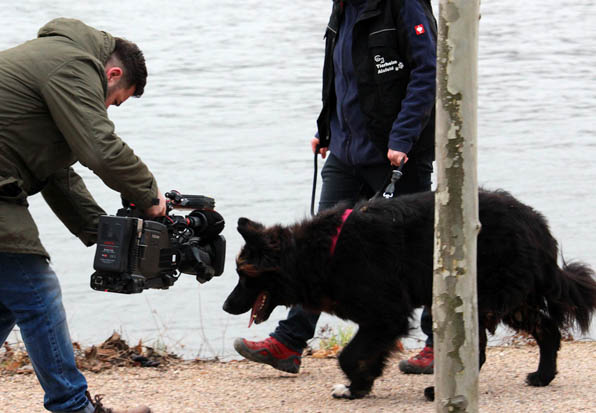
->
[0,332,179,375]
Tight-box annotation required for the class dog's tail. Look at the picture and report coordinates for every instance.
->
[548,260,596,333]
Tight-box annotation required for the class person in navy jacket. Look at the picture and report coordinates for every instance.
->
[235,0,437,375]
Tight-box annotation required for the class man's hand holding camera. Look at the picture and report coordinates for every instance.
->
[144,191,168,218]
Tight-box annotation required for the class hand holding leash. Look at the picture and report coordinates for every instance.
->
[310,136,328,217]
[377,149,408,199]
[311,137,327,159]
[387,148,408,167]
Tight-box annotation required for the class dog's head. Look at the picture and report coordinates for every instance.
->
[223,217,289,326]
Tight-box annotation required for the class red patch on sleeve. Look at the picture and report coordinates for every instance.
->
[415,24,425,35]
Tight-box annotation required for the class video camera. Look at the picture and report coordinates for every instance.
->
[90,190,226,294]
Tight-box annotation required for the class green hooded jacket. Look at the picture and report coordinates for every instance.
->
[0,18,158,258]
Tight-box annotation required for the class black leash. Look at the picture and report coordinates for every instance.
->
[310,150,319,217]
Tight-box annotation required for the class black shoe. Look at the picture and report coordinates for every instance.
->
[86,392,152,413]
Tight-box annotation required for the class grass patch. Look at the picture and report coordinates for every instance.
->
[306,324,356,358]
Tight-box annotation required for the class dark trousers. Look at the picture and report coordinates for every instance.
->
[271,152,433,351]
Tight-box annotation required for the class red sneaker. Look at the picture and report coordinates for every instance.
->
[398,346,434,374]
[233,336,301,373]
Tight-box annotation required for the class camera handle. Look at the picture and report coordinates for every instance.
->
[165,190,215,210]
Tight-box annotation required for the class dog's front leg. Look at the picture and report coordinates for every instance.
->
[332,326,396,399]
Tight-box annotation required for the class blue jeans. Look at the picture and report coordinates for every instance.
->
[0,253,93,413]
[271,153,433,351]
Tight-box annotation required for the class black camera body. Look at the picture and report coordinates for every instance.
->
[90,191,226,294]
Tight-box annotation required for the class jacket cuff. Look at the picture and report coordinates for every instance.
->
[388,134,413,154]
[77,224,100,246]
[133,179,159,210]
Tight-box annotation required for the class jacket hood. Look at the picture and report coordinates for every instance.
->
[37,18,115,63]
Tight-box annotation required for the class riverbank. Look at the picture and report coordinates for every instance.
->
[1,340,594,412]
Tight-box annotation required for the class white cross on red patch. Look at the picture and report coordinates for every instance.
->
[415,24,425,35]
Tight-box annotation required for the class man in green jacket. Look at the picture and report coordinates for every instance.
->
[0,18,164,413]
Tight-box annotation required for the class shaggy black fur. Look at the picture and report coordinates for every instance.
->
[223,189,596,400]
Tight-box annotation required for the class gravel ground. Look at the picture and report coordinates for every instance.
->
[1,341,594,412]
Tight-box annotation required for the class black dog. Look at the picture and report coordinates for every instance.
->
[223,189,596,400]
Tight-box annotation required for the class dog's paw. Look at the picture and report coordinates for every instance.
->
[424,386,435,401]
[526,371,554,387]
[332,384,352,399]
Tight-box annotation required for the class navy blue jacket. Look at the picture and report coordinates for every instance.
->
[317,0,437,164]
[329,0,385,165]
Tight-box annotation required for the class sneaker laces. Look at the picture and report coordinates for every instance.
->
[263,337,300,358]
[264,337,285,354]
[413,346,433,360]
[86,391,113,413]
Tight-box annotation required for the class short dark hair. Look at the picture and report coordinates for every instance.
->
[109,37,148,97]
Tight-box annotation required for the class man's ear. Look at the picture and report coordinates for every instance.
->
[237,217,265,245]
[105,66,123,83]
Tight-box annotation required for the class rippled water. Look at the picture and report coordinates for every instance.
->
[2,0,595,358]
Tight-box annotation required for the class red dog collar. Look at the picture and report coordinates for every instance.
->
[330,209,353,255]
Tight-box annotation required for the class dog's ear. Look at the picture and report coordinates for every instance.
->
[238,217,264,230]
[237,217,266,245]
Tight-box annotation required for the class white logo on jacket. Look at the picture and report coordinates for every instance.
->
[374,54,404,74]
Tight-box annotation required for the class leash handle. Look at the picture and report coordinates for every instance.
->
[381,162,405,199]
